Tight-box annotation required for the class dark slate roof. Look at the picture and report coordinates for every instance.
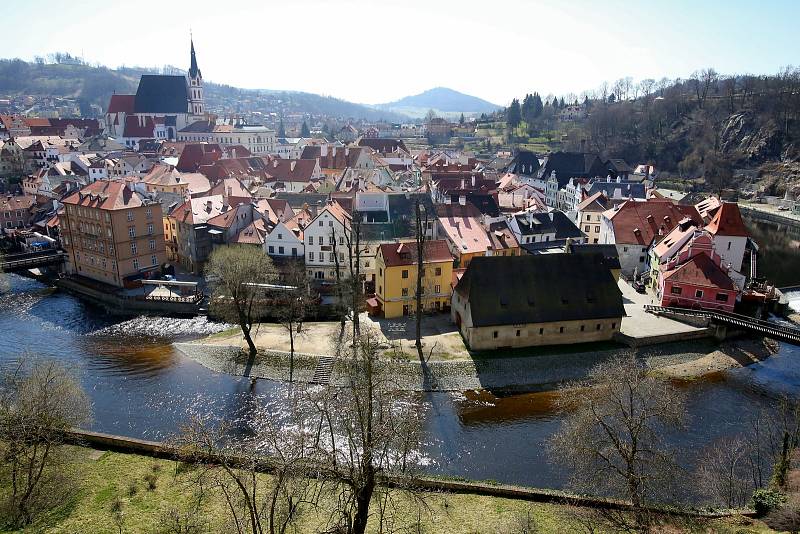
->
[564,242,622,271]
[189,39,201,79]
[514,210,583,239]
[465,193,500,217]
[605,158,633,174]
[506,150,541,175]
[455,254,624,327]
[134,75,189,114]
[274,192,329,209]
[586,180,646,200]
[540,152,606,189]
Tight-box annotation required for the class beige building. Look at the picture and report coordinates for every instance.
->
[451,254,624,350]
[575,191,608,244]
[61,180,167,287]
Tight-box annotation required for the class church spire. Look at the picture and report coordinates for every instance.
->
[189,36,201,79]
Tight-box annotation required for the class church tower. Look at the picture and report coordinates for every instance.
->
[188,37,205,117]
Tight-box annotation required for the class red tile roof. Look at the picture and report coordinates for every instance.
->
[705,202,749,237]
[123,115,156,138]
[264,159,318,183]
[663,252,736,290]
[378,239,453,267]
[107,94,136,114]
[604,199,702,246]
[176,143,223,172]
[62,180,146,210]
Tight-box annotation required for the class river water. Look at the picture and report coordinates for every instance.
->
[0,274,799,492]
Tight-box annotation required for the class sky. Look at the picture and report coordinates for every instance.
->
[2,0,799,106]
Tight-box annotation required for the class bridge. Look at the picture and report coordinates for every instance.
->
[644,305,800,344]
[0,249,67,273]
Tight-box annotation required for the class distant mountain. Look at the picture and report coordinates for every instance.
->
[0,58,410,122]
[375,87,501,118]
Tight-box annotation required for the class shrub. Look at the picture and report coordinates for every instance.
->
[752,488,787,517]
[144,473,158,491]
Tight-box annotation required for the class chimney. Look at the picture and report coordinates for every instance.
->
[607,175,611,182]
[227,185,232,197]
[461,178,466,189]
[458,195,466,206]
[290,161,296,172]
[527,210,532,225]
[617,176,621,183]
[471,174,476,187]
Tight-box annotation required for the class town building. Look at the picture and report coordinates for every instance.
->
[0,195,36,229]
[61,181,166,287]
[575,191,608,244]
[451,254,624,350]
[508,210,585,253]
[304,201,352,281]
[372,240,454,318]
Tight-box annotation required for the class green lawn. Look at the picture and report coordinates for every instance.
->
[0,446,776,533]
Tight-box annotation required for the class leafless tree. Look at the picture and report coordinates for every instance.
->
[312,325,428,534]
[548,355,687,531]
[274,260,317,385]
[696,435,754,508]
[0,359,92,527]
[172,399,321,534]
[413,197,428,361]
[207,245,277,360]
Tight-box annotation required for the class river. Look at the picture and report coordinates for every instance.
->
[0,274,799,493]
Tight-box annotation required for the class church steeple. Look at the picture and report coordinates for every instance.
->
[189,37,201,79]
[187,35,204,117]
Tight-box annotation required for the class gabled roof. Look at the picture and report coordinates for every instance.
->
[209,177,252,202]
[705,202,749,237]
[514,210,583,239]
[454,254,624,327]
[586,180,645,200]
[663,252,736,290]
[123,115,156,138]
[378,239,453,267]
[357,138,409,155]
[576,191,607,212]
[603,199,702,246]
[564,242,622,271]
[540,152,607,189]
[133,75,188,114]
[173,194,224,225]
[264,159,318,183]
[231,219,266,245]
[63,180,148,210]
[176,143,222,171]
[107,94,136,114]
[438,210,492,255]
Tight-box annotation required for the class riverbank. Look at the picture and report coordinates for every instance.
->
[175,335,777,392]
[3,443,769,534]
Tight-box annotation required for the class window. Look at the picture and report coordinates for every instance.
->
[434,284,441,293]
[130,242,137,254]
[339,252,345,262]
[318,220,323,227]
[379,268,383,276]
[516,329,521,337]
[339,236,344,245]
[435,267,442,276]
[146,208,152,219]
[671,286,682,295]
[539,328,544,335]
[127,211,134,222]
[318,236,324,245]
[402,270,409,279]
[132,259,140,270]
[493,331,498,339]
[695,289,704,299]
[147,224,153,235]
[329,236,335,245]
[309,251,314,261]
[727,241,732,250]
[269,246,274,253]
[328,221,333,227]
[639,256,645,263]
[277,233,282,240]
[580,325,585,331]
[151,255,157,266]
[279,246,284,254]
[147,239,154,250]
[716,293,729,302]
[307,236,312,244]
[595,226,600,233]
[291,248,297,256]
[128,226,136,238]
[584,225,590,232]
[329,253,334,262]
[611,322,617,329]
[559,326,564,333]
[596,324,601,330]
[402,288,408,297]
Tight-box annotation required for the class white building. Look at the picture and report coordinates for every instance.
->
[304,202,351,281]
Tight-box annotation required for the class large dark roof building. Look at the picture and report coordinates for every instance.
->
[540,152,607,189]
[451,254,624,349]
[133,75,190,114]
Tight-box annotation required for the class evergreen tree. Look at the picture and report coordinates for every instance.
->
[533,92,543,117]
[277,120,286,138]
[507,98,522,128]
[608,93,616,104]
[301,121,311,137]
[560,97,566,108]
[521,93,535,123]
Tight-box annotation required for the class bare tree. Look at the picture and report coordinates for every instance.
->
[312,325,427,534]
[173,400,320,534]
[273,260,317,385]
[548,355,687,531]
[696,435,754,508]
[413,197,428,361]
[0,359,91,527]
[207,245,277,361]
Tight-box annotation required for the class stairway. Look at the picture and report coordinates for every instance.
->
[310,356,335,385]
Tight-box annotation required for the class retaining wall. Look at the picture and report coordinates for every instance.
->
[56,277,201,316]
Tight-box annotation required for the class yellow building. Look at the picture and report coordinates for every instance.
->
[372,240,454,318]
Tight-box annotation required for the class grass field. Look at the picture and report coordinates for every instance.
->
[0,446,775,533]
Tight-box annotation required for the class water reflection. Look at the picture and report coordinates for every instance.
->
[0,273,798,490]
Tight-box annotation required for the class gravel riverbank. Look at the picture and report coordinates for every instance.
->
[174,336,769,392]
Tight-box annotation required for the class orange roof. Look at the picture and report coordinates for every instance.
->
[705,202,749,237]
[62,180,146,210]
[379,239,453,267]
[603,199,701,246]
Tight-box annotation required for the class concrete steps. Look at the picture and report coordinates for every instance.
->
[311,356,335,385]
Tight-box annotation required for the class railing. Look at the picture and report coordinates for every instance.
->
[644,305,800,344]
[0,250,66,272]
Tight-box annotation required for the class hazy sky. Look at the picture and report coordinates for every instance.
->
[2,0,799,106]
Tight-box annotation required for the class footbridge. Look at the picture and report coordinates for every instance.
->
[644,305,800,345]
[0,249,67,273]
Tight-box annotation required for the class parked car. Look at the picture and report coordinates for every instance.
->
[633,280,647,294]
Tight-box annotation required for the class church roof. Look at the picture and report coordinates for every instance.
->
[189,39,201,79]
[134,75,189,114]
